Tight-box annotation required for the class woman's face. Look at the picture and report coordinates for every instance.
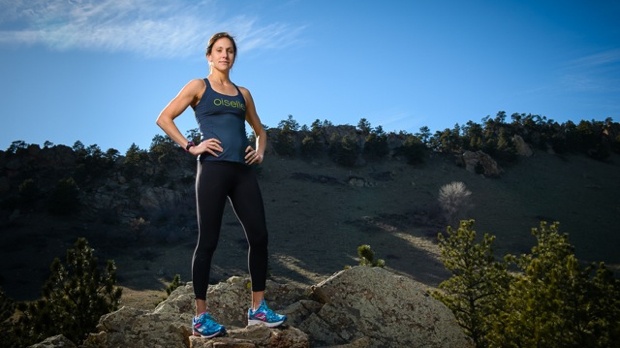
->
[208,37,236,70]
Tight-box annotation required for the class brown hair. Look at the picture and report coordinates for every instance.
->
[206,32,237,57]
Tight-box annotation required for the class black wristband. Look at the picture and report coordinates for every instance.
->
[185,141,195,152]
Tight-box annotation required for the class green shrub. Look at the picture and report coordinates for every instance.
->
[166,274,182,296]
[357,244,385,268]
[13,238,122,346]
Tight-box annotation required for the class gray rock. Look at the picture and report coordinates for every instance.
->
[28,335,77,348]
[513,135,533,157]
[305,266,471,347]
[37,267,471,348]
[461,150,502,177]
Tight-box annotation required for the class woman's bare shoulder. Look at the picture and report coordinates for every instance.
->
[179,78,207,96]
[237,85,253,97]
[187,78,207,89]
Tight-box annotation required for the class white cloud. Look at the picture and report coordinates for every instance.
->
[567,49,620,69]
[0,0,304,58]
[561,49,620,92]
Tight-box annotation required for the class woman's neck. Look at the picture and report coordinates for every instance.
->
[208,71,231,85]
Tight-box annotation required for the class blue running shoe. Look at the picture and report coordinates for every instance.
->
[192,312,225,338]
[247,300,287,328]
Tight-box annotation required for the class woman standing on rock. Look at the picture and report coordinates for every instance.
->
[156,32,286,338]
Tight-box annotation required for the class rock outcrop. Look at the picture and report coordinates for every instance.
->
[460,150,502,177]
[513,135,533,157]
[302,266,471,347]
[34,266,471,348]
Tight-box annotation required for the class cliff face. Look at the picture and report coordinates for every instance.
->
[31,266,472,348]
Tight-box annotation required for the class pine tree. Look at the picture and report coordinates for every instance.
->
[433,220,510,348]
[490,222,620,347]
[14,238,122,346]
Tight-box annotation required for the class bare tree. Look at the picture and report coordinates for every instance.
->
[438,181,473,227]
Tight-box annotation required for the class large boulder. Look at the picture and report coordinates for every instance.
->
[460,150,502,177]
[42,267,470,347]
[82,306,191,348]
[303,266,471,347]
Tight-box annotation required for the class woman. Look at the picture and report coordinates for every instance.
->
[156,32,286,338]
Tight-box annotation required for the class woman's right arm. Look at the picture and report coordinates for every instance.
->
[155,79,203,150]
[156,79,223,157]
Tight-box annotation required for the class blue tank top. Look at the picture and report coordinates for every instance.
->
[193,78,248,164]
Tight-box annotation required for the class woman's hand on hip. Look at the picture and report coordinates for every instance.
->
[191,138,222,157]
[245,146,263,165]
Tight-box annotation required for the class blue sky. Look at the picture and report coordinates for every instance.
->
[1,0,619,153]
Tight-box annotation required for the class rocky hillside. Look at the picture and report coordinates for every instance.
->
[1,134,619,310]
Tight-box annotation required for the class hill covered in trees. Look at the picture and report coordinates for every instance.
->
[1,112,619,346]
[1,111,619,281]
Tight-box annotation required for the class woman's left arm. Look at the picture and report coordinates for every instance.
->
[240,87,267,164]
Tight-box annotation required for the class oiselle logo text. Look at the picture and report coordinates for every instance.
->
[213,98,245,110]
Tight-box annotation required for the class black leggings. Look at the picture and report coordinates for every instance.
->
[192,160,269,300]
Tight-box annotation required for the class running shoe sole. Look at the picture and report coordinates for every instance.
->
[193,328,226,338]
[247,318,286,328]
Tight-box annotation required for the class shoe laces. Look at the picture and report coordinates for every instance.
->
[255,300,283,321]
[195,312,221,329]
